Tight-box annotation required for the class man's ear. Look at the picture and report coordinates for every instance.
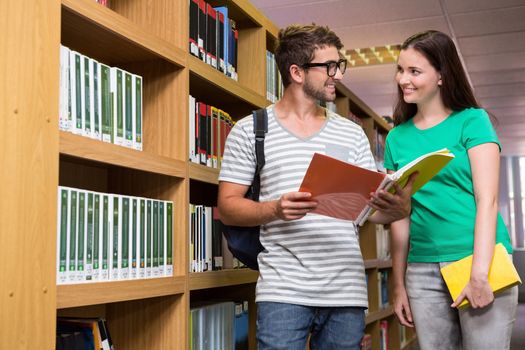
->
[289,64,304,84]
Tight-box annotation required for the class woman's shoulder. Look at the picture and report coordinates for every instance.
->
[453,107,489,120]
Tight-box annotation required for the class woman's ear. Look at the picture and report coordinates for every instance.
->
[438,76,442,86]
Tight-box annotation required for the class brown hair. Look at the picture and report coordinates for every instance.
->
[275,24,343,87]
[393,30,480,125]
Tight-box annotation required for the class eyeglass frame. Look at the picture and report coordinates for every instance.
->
[301,58,348,77]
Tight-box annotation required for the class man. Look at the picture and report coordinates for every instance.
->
[218,24,414,350]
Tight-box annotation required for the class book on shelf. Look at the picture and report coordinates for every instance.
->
[440,243,522,309]
[298,148,455,224]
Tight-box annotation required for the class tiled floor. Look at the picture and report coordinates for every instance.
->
[406,302,525,350]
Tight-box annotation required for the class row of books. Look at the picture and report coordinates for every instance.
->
[190,301,248,350]
[376,224,390,260]
[266,51,283,103]
[57,317,113,350]
[59,45,143,150]
[189,1,238,81]
[377,270,389,309]
[93,0,109,6]
[189,204,246,272]
[379,320,389,350]
[56,186,173,285]
[189,95,234,168]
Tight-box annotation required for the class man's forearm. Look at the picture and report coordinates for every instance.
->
[218,197,278,226]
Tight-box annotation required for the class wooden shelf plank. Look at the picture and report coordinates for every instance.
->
[60,132,187,178]
[189,163,220,184]
[57,276,186,309]
[62,0,186,67]
[189,269,259,290]
[365,305,394,325]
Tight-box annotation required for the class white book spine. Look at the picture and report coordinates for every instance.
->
[93,59,102,140]
[70,50,82,135]
[59,45,70,131]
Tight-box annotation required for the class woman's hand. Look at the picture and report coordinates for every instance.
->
[393,284,414,327]
[451,277,494,309]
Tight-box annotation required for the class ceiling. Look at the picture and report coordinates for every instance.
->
[251,0,525,156]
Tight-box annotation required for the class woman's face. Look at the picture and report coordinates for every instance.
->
[396,47,442,107]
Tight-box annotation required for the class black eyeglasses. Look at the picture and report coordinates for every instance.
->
[301,59,347,77]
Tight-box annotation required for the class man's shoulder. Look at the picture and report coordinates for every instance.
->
[327,109,364,132]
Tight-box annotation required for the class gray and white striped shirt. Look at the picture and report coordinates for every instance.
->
[219,105,376,307]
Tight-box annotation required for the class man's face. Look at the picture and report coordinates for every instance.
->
[302,45,344,102]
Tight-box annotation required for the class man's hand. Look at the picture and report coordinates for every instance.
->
[368,172,418,222]
[275,192,318,221]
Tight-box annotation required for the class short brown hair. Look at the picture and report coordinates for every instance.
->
[275,24,343,87]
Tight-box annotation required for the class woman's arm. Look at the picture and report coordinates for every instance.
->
[391,216,413,326]
[451,142,499,308]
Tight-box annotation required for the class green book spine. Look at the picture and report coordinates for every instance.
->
[146,200,152,276]
[75,53,82,132]
[69,190,78,281]
[58,188,68,283]
[134,75,142,150]
[122,197,130,279]
[167,201,173,275]
[93,193,100,274]
[159,201,165,271]
[140,199,145,274]
[102,194,109,280]
[101,64,111,142]
[77,191,85,278]
[124,72,133,146]
[93,60,100,137]
[132,198,138,277]
[116,69,123,141]
[112,196,119,280]
[86,192,94,280]
[153,201,159,273]
[84,56,91,136]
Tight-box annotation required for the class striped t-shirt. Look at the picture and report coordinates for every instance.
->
[219,105,376,307]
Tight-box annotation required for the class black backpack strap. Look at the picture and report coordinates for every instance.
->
[252,108,268,201]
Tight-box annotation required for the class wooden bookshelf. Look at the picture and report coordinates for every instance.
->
[2,0,407,349]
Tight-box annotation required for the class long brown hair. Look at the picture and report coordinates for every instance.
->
[393,30,480,125]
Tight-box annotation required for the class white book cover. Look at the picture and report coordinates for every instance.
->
[59,45,70,131]
[70,50,83,135]
[205,206,212,272]
[189,95,197,163]
[165,201,173,276]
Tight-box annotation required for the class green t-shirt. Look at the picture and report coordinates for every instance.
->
[384,108,512,262]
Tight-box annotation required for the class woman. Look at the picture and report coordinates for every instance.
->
[384,30,518,349]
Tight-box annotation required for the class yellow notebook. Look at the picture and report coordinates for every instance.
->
[440,243,522,309]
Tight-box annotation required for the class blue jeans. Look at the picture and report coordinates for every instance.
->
[257,302,365,350]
